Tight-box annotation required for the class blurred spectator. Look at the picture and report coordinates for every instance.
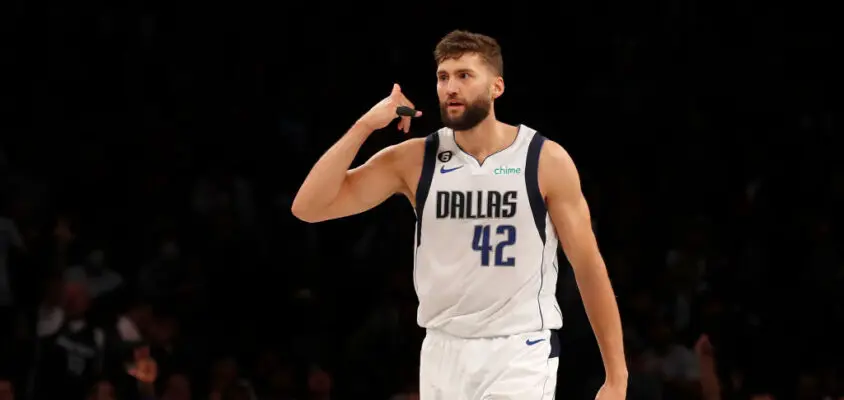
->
[695,334,720,400]
[0,378,14,400]
[85,379,116,400]
[32,279,107,400]
[625,348,664,400]
[137,237,182,300]
[144,310,182,377]
[209,357,241,400]
[305,367,331,400]
[0,216,24,311]
[160,372,192,400]
[221,380,257,400]
[115,302,153,344]
[638,317,700,397]
[260,360,298,400]
[191,170,256,230]
[64,249,123,299]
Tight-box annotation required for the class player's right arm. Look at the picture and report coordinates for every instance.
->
[291,84,422,223]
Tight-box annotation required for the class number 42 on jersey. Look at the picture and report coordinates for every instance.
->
[472,224,517,267]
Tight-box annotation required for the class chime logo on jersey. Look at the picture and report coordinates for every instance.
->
[493,165,522,175]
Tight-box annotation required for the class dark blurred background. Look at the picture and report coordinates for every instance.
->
[0,1,840,399]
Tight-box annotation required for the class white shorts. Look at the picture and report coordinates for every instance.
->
[419,329,559,400]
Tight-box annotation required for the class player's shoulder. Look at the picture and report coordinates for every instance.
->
[518,125,567,155]
[379,131,437,169]
[529,133,574,168]
[526,134,581,198]
[388,128,448,155]
[532,134,579,186]
[387,135,426,158]
[541,140,571,159]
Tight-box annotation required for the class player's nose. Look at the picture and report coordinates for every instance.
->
[444,79,460,95]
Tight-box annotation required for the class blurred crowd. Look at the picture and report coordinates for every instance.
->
[1,120,842,400]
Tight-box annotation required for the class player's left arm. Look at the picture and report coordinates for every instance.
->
[540,140,628,386]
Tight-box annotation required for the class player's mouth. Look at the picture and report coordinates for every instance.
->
[446,101,464,110]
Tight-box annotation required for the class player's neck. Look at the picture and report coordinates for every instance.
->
[453,116,518,163]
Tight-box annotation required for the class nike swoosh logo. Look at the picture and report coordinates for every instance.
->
[440,165,463,174]
[526,338,546,346]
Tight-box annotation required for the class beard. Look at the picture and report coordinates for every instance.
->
[439,93,492,131]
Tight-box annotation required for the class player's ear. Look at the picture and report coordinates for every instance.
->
[492,76,504,100]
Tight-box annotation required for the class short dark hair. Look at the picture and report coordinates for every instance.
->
[434,30,504,77]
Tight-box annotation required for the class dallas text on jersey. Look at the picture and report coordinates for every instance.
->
[435,190,518,220]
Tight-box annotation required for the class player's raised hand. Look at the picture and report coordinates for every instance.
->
[358,83,422,134]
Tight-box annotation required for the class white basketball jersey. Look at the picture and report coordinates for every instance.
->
[413,125,564,338]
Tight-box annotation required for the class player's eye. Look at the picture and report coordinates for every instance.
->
[459,72,470,79]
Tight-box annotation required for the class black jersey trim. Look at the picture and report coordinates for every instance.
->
[525,133,547,244]
[415,133,440,246]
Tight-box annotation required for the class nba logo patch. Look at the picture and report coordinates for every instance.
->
[438,151,452,163]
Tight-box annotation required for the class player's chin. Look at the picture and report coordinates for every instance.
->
[443,116,464,127]
[445,110,465,121]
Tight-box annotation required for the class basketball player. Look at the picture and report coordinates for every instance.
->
[292,30,627,399]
